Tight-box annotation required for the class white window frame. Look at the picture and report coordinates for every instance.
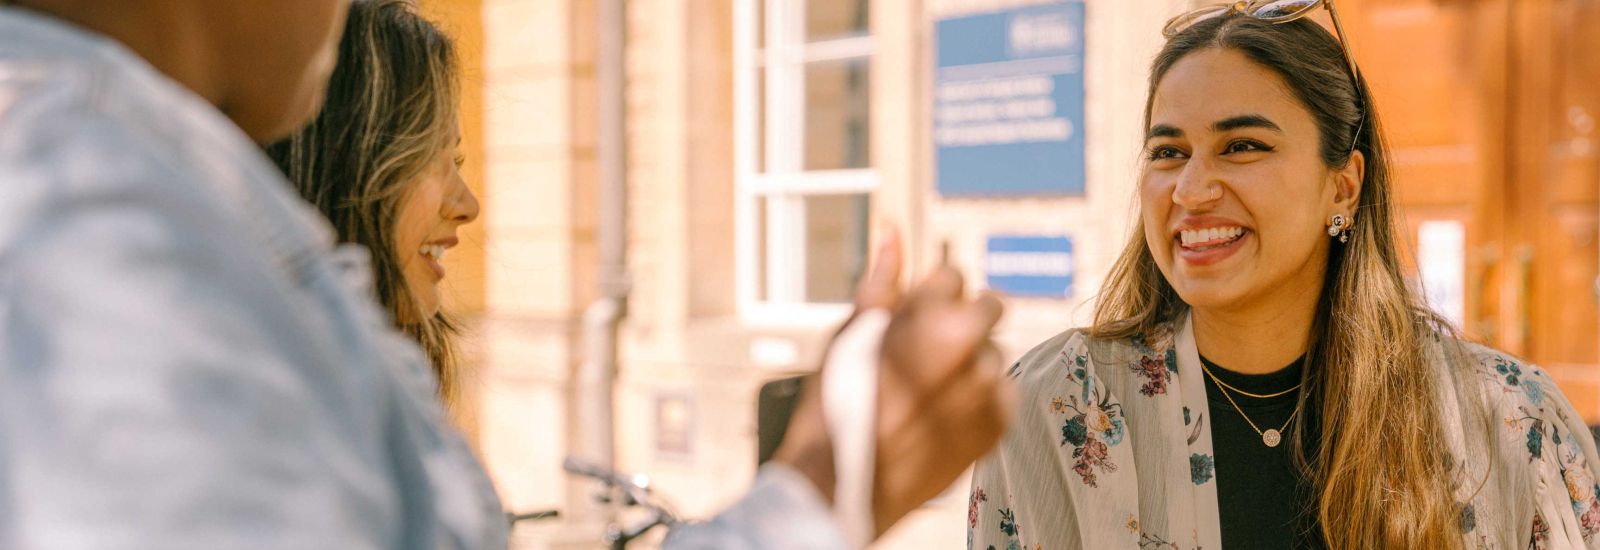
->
[734,0,878,326]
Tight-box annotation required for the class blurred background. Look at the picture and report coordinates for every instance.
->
[412,0,1600,547]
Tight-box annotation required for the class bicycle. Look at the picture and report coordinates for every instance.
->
[506,457,679,549]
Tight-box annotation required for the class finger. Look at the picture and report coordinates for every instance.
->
[918,341,1002,407]
[905,265,965,310]
[970,291,1005,332]
[932,296,1006,364]
[895,304,1002,387]
[972,342,1018,431]
[855,226,904,311]
[916,342,1008,447]
[973,341,1004,378]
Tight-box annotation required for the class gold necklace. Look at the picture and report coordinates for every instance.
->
[1201,362,1301,448]
[1204,365,1303,399]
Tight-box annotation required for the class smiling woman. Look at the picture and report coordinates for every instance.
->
[968,2,1600,549]
[265,0,478,404]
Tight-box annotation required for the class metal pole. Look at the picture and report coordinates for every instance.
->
[574,0,629,522]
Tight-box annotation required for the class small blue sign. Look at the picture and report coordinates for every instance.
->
[935,1,1086,197]
[986,235,1074,298]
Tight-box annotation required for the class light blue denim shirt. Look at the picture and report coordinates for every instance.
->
[0,8,505,549]
[0,7,849,550]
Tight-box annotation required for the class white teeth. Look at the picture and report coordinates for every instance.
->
[420,244,446,261]
[1179,226,1244,247]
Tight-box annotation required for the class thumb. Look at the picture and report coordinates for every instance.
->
[855,225,903,311]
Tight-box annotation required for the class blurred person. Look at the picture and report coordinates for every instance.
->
[0,0,511,547]
[0,1,1012,549]
[265,0,477,406]
[969,2,1600,549]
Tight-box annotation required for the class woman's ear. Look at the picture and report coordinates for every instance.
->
[1333,150,1365,216]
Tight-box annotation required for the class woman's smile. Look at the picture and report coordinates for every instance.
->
[418,237,457,281]
[1171,214,1253,269]
[1177,228,1248,267]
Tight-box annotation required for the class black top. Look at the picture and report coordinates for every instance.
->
[1201,354,1325,549]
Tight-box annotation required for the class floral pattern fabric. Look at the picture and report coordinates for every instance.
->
[969,313,1600,550]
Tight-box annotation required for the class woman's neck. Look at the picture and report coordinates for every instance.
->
[1191,288,1320,375]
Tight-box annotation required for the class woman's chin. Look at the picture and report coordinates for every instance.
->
[417,294,441,320]
[1170,279,1248,310]
[398,286,441,324]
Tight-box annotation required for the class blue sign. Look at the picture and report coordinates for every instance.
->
[986,235,1074,298]
[935,1,1086,197]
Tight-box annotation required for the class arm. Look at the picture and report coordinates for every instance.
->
[1519,363,1600,549]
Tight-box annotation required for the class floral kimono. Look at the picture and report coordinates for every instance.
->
[969,314,1600,549]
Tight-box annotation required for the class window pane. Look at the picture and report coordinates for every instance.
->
[803,193,870,303]
[804,58,870,170]
[807,0,869,41]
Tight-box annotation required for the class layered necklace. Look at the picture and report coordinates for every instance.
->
[1201,361,1303,448]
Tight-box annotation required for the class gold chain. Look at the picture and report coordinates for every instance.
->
[1200,361,1303,398]
[1202,362,1300,439]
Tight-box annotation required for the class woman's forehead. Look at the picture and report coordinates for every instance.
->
[1148,48,1312,135]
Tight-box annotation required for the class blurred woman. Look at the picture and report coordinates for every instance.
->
[968,2,1600,548]
[267,0,478,405]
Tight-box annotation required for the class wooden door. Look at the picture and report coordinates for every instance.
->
[1509,0,1600,419]
[1343,0,1600,421]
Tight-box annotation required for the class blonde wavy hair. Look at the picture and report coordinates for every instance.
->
[266,0,464,404]
[1091,14,1463,549]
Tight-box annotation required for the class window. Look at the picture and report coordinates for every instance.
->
[735,0,875,320]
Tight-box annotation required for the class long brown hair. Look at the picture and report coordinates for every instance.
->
[1092,14,1461,548]
[265,0,463,403]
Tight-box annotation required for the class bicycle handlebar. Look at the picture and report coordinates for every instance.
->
[563,456,680,548]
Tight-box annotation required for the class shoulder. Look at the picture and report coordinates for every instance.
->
[1435,338,1574,445]
[0,55,330,270]
[1009,328,1092,384]
[1438,337,1588,473]
[0,92,209,253]
[0,30,266,213]
[1440,340,1600,544]
[1007,324,1171,391]
[0,73,323,362]
[1438,338,1558,417]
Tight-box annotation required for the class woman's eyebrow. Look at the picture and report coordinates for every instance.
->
[1213,114,1282,133]
[1146,114,1282,141]
[1146,124,1182,140]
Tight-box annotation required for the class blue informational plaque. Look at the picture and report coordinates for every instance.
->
[986,235,1074,298]
[935,1,1086,197]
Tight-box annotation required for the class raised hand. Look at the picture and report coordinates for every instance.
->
[772,227,1015,540]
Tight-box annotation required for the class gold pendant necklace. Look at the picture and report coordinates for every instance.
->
[1201,362,1301,448]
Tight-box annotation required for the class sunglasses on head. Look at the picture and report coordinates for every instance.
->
[1164,0,1365,154]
